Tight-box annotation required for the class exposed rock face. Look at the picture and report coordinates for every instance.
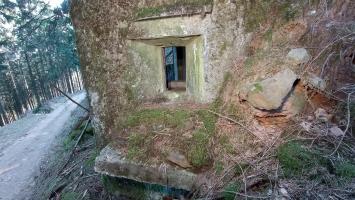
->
[245,69,298,110]
[95,145,197,191]
[287,48,311,64]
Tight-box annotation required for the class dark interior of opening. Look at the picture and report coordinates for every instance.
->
[163,46,186,91]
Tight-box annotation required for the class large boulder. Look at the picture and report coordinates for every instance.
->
[287,48,311,64]
[245,69,298,110]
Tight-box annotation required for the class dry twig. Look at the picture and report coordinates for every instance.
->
[207,110,263,141]
[329,90,354,156]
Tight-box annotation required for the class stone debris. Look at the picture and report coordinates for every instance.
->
[329,126,345,137]
[314,108,332,122]
[245,68,298,110]
[300,121,312,132]
[287,48,311,64]
[279,187,291,199]
[166,151,192,169]
[307,73,326,91]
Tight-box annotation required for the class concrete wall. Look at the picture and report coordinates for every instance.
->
[70,0,248,141]
[128,6,247,102]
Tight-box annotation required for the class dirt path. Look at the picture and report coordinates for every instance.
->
[0,92,87,200]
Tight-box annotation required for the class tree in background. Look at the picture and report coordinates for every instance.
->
[0,0,82,126]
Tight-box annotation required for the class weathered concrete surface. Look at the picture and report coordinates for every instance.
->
[95,145,197,191]
[70,0,248,143]
[245,69,298,110]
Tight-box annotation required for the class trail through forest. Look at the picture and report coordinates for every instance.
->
[0,92,86,200]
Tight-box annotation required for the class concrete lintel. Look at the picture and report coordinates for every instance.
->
[135,5,213,22]
[128,35,201,47]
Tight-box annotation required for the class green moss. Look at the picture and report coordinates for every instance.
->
[127,133,149,160]
[263,28,273,42]
[124,85,135,101]
[61,192,80,200]
[136,7,163,18]
[215,161,224,174]
[244,56,255,70]
[197,110,217,134]
[219,135,235,154]
[136,0,213,18]
[85,149,100,167]
[336,162,355,178]
[63,129,81,151]
[188,129,210,167]
[242,0,304,32]
[277,142,321,177]
[253,82,263,92]
[223,182,241,200]
[124,109,191,128]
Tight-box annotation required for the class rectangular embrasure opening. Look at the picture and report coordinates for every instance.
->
[163,46,186,91]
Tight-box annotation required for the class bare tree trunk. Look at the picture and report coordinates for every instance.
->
[0,101,8,125]
[25,51,41,107]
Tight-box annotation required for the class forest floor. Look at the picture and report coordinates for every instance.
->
[0,92,87,200]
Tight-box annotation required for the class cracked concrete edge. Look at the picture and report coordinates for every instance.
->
[94,145,198,191]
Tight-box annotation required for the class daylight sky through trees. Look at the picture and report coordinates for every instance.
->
[0,0,82,126]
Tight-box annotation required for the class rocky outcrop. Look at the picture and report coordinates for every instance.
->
[244,69,298,110]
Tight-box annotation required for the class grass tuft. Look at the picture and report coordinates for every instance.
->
[61,192,80,200]
[277,142,318,177]
[127,133,149,160]
[223,182,241,200]
[197,110,217,134]
[336,162,355,178]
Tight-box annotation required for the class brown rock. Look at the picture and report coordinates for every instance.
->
[166,151,192,169]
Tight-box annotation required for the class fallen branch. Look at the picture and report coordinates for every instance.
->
[207,110,263,141]
[329,91,354,156]
[222,191,269,199]
[60,118,91,173]
[52,85,90,113]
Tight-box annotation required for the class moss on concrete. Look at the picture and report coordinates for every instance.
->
[136,0,213,18]
[124,108,191,128]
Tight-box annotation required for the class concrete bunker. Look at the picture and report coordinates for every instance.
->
[128,35,204,102]
[70,0,248,197]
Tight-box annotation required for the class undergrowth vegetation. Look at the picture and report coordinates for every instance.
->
[277,140,355,184]
[63,119,94,151]
[122,107,217,168]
